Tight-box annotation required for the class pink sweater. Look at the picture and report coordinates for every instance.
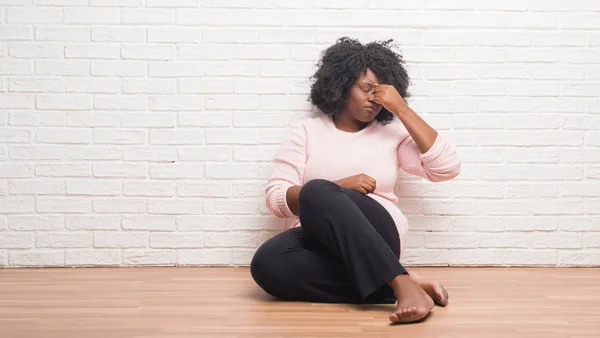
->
[265,115,462,257]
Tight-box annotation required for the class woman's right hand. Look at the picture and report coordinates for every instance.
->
[334,173,376,194]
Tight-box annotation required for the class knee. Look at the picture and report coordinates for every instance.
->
[250,241,285,296]
[298,179,338,206]
[250,243,270,288]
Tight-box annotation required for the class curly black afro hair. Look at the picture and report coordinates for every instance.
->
[309,37,411,124]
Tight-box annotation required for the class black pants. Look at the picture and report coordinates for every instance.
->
[250,179,408,304]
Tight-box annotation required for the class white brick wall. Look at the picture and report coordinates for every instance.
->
[0,1,599,268]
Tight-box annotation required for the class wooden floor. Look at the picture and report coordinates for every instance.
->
[0,267,599,338]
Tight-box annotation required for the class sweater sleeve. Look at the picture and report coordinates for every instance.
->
[265,122,307,218]
[397,128,461,182]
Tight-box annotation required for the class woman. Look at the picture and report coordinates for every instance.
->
[250,37,461,324]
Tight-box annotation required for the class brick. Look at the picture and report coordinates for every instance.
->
[123,146,177,162]
[478,233,531,248]
[233,146,278,162]
[204,199,258,215]
[94,232,148,248]
[66,250,121,266]
[559,182,600,197]
[149,129,203,145]
[204,231,258,248]
[450,249,504,266]
[95,95,148,110]
[123,79,176,94]
[8,215,64,231]
[532,233,582,249]
[36,61,89,76]
[504,184,557,198]
[37,232,91,248]
[66,78,120,94]
[178,45,231,60]
[10,111,65,127]
[232,46,287,60]
[558,250,600,267]
[65,44,120,59]
[176,216,233,231]
[0,25,33,40]
[203,28,258,44]
[93,199,146,213]
[66,180,121,196]
[122,44,175,60]
[0,233,33,249]
[176,181,231,197]
[9,77,64,93]
[90,0,143,5]
[10,180,64,195]
[122,8,175,24]
[37,198,91,213]
[288,10,395,27]
[178,249,233,265]
[123,215,176,231]
[205,128,258,144]
[93,129,145,145]
[148,163,204,179]
[67,112,120,127]
[205,163,258,179]
[178,112,232,127]
[91,61,146,77]
[66,215,120,230]
[203,62,258,77]
[122,112,175,128]
[149,62,203,77]
[0,60,32,75]
[0,164,34,178]
[64,8,120,24]
[36,127,91,143]
[147,199,203,214]
[7,7,62,24]
[0,128,31,143]
[206,95,258,110]
[123,181,176,197]
[504,250,557,265]
[37,94,91,111]
[65,146,121,160]
[92,27,145,42]
[150,233,204,248]
[177,9,284,26]
[10,43,64,58]
[584,199,600,214]
[233,215,280,230]
[36,26,90,42]
[0,94,35,108]
[148,27,202,43]
[149,95,204,111]
[9,250,65,267]
[92,162,146,178]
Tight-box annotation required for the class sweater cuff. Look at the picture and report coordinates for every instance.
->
[271,185,294,218]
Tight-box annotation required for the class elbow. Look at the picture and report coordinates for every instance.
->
[427,158,461,183]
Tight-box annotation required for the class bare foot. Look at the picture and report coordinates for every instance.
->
[409,271,449,307]
[387,274,434,324]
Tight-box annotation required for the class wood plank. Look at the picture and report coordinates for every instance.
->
[0,267,598,338]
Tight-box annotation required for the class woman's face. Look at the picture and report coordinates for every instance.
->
[342,68,384,123]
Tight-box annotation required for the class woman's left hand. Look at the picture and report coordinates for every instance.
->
[372,84,408,116]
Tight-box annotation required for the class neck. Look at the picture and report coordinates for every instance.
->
[332,113,369,132]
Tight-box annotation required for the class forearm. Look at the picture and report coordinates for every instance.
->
[285,185,302,216]
[394,106,438,154]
